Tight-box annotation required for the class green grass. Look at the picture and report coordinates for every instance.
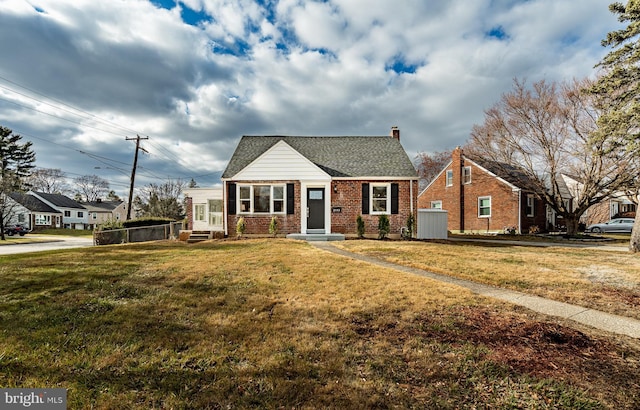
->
[34,228,94,237]
[0,239,639,408]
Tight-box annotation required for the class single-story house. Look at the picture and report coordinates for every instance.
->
[219,127,419,238]
[29,191,89,229]
[183,187,224,232]
[418,147,547,234]
[7,192,62,230]
[81,199,126,229]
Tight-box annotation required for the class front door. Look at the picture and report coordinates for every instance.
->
[307,188,325,232]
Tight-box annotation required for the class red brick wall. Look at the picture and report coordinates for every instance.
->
[330,180,417,235]
[185,196,193,230]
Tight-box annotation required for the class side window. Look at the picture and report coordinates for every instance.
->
[463,166,471,184]
[445,170,453,187]
[478,196,491,217]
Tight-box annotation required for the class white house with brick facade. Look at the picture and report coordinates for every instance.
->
[217,128,419,239]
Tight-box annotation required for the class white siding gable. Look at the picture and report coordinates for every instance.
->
[232,140,330,181]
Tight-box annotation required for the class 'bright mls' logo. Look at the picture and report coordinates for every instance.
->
[1,389,66,409]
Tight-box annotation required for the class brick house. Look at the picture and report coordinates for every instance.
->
[418,147,547,234]
[220,128,419,238]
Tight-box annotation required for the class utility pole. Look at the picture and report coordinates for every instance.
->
[126,135,148,220]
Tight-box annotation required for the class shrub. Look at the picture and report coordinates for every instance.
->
[404,212,415,239]
[236,217,246,238]
[269,216,279,237]
[378,214,390,239]
[356,215,365,238]
[97,219,124,231]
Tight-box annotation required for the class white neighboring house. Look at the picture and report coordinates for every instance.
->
[81,199,126,229]
[30,191,89,229]
[184,187,224,232]
[7,192,62,230]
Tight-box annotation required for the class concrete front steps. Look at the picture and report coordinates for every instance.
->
[286,233,345,241]
[186,230,224,243]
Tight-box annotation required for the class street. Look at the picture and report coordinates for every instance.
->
[0,235,94,255]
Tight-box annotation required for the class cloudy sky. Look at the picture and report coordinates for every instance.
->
[0,0,621,197]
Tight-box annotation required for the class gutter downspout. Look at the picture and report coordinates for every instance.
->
[517,189,522,234]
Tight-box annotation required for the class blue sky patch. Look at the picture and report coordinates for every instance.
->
[386,56,420,75]
[486,26,508,40]
[150,0,175,11]
[180,4,213,26]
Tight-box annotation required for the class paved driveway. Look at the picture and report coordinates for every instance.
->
[0,235,94,255]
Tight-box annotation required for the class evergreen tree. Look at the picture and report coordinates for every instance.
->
[592,0,640,251]
[0,126,36,240]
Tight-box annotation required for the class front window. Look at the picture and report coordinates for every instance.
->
[64,210,71,217]
[431,200,442,209]
[208,200,223,226]
[92,212,97,220]
[478,196,491,217]
[194,204,205,221]
[371,184,390,214]
[238,185,286,214]
[77,211,84,218]
[445,170,453,187]
[35,214,51,225]
[18,214,25,222]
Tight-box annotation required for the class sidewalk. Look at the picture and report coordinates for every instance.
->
[311,241,640,339]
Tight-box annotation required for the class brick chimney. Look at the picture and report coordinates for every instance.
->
[390,126,400,141]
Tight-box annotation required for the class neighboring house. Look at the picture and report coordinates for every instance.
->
[418,147,547,234]
[184,187,224,232]
[7,192,62,230]
[583,193,637,226]
[81,199,126,229]
[220,128,419,237]
[29,191,89,229]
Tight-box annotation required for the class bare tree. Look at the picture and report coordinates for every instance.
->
[74,175,110,202]
[27,168,70,194]
[467,78,638,236]
[415,150,452,189]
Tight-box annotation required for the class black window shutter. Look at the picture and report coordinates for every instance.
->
[286,183,295,214]
[362,183,370,214]
[227,182,236,215]
[391,183,399,214]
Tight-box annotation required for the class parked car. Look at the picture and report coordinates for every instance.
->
[585,218,635,233]
[4,224,29,236]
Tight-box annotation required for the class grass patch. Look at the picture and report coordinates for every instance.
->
[33,228,94,237]
[334,240,640,320]
[0,239,639,408]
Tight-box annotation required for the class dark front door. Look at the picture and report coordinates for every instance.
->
[307,188,325,232]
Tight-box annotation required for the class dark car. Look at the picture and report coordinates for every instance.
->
[4,224,28,236]
[586,218,635,233]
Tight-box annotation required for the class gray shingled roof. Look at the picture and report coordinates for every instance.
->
[81,200,123,212]
[33,192,86,209]
[222,136,417,179]
[9,193,61,214]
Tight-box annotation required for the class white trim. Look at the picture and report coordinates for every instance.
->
[300,181,331,234]
[445,169,454,187]
[430,200,443,209]
[370,183,391,215]
[237,184,287,214]
[478,196,492,218]
[331,176,418,181]
[463,166,472,184]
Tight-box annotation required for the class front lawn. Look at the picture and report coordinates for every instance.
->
[0,239,639,408]
[334,239,640,320]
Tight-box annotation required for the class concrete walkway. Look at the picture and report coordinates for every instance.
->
[311,241,640,339]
